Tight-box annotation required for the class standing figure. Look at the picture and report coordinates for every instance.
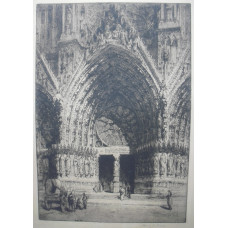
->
[76,197,84,210]
[104,24,112,40]
[89,156,95,177]
[82,192,88,209]
[59,155,65,177]
[119,186,125,201]
[180,156,185,178]
[84,156,90,177]
[73,155,78,177]
[153,153,160,176]
[160,153,167,176]
[55,154,61,177]
[60,191,68,212]
[79,155,84,177]
[65,155,71,177]
[68,191,75,211]
[166,190,173,210]
[126,183,131,199]
[176,154,181,178]
[167,153,174,176]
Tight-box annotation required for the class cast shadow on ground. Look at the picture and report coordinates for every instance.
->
[160,205,171,210]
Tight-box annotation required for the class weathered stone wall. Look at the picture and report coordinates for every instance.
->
[134,152,189,196]
[35,3,191,195]
[37,146,100,193]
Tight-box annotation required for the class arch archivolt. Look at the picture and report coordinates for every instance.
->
[59,45,162,149]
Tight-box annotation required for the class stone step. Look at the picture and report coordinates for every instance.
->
[87,197,172,206]
[86,192,160,201]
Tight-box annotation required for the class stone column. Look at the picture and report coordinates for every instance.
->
[174,4,177,20]
[72,4,76,35]
[62,4,65,35]
[44,7,48,48]
[52,5,56,48]
[55,154,61,178]
[95,154,99,178]
[160,4,165,21]
[113,154,120,193]
[153,153,160,177]
[36,8,42,44]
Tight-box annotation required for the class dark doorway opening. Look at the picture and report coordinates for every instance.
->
[99,155,114,192]
[120,155,135,193]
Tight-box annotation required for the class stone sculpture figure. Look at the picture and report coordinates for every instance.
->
[184,156,189,177]
[79,155,85,177]
[120,29,127,46]
[160,153,167,176]
[153,153,160,176]
[132,36,139,52]
[66,8,72,35]
[37,157,43,177]
[55,154,61,177]
[70,155,74,176]
[65,155,71,176]
[59,155,65,177]
[167,153,174,176]
[84,156,90,177]
[180,156,187,178]
[114,155,120,176]
[104,25,112,40]
[175,154,181,178]
[89,156,95,177]
[172,154,177,176]
[73,155,79,177]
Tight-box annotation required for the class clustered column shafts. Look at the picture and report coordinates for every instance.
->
[62,4,65,35]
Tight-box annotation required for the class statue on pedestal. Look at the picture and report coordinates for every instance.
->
[153,153,160,176]
[180,156,187,178]
[59,155,65,177]
[113,155,120,176]
[65,155,71,177]
[104,25,112,40]
[55,154,61,177]
[65,7,73,36]
[184,156,189,177]
[175,154,181,178]
[120,29,127,46]
[78,155,85,177]
[73,155,79,177]
[84,156,90,177]
[160,153,167,176]
[89,156,95,177]
[167,153,174,176]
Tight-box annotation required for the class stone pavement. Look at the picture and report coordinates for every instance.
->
[38,192,187,223]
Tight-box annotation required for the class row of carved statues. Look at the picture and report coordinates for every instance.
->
[55,154,98,178]
[52,145,98,157]
[135,153,188,178]
[94,24,139,51]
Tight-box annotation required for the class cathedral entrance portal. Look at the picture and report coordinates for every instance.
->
[99,155,114,193]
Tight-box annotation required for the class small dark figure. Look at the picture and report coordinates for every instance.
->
[82,192,88,209]
[77,197,84,210]
[119,187,125,201]
[126,183,131,199]
[68,192,75,211]
[74,196,78,210]
[60,191,68,212]
[166,190,173,210]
